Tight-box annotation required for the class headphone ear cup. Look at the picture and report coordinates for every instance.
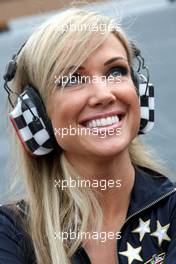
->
[9,85,59,156]
[131,68,140,95]
[137,74,155,135]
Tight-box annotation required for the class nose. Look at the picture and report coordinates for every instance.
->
[88,79,117,107]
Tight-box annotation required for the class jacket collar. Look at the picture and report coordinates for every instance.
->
[126,165,176,219]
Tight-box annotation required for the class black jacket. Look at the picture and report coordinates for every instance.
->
[0,165,176,264]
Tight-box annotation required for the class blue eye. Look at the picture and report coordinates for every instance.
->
[65,73,84,87]
[56,73,84,88]
[106,66,129,79]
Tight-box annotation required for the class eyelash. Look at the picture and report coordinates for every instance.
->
[106,66,129,78]
[57,65,129,88]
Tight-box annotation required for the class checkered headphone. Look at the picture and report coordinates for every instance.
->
[3,41,155,156]
[130,42,155,135]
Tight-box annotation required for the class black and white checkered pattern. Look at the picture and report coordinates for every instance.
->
[9,91,54,156]
[8,74,154,156]
[138,74,155,134]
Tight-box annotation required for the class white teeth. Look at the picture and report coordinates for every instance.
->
[101,118,107,126]
[112,116,116,123]
[96,119,101,126]
[86,115,120,128]
[114,116,118,122]
[92,120,97,128]
[106,117,112,125]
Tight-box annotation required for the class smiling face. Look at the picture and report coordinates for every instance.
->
[47,33,140,158]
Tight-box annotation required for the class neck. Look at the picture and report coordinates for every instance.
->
[64,149,135,220]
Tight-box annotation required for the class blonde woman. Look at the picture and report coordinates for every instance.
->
[0,8,176,264]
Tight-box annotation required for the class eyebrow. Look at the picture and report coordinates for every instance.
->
[104,56,128,66]
[66,56,128,72]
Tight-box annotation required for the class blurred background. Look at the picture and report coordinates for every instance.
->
[0,0,176,203]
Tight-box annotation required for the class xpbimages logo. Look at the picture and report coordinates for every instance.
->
[54,125,122,139]
[59,20,120,35]
[54,230,122,243]
[54,73,122,87]
[54,177,122,191]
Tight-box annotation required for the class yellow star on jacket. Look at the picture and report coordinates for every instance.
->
[151,220,171,246]
[132,218,151,241]
[119,242,143,264]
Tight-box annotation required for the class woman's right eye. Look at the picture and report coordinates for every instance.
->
[66,73,83,87]
[56,73,85,88]
[65,73,85,87]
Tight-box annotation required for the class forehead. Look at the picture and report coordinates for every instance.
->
[83,33,128,65]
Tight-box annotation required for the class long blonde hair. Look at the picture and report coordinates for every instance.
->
[7,7,168,264]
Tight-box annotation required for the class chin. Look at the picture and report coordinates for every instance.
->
[86,138,129,157]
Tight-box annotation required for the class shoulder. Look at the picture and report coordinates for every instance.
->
[136,165,176,193]
[0,199,28,232]
[0,199,35,263]
[144,165,176,211]
[133,165,176,214]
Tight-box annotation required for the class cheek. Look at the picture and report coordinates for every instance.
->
[116,82,140,126]
[128,85,140,120]
[115,81,139,107]
[47,91,86,129]
[50,94,88,151]
[128,87,141,131]
[47,93,66,130]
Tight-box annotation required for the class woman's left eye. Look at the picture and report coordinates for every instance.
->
[106,66,129,79]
